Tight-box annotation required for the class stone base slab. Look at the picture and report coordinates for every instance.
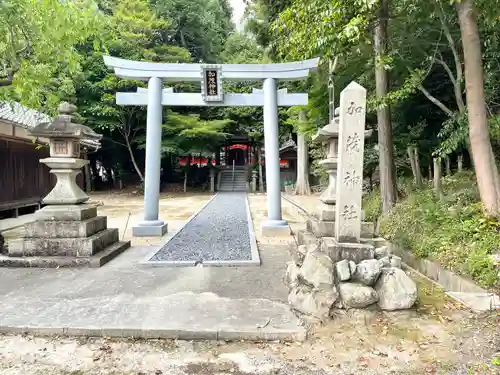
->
[0,241,130,268]
[8,228,119,257]
[321,237,374,263]
[132,223,168,237]
[0,292,305,341]
[296,229,318,246]
[34,205,97,222]
[261,221,290,237]
[306,218,374,238]
[24,216,107,238]
[317,203,335,221]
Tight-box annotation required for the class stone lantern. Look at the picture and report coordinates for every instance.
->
[305,112,340,237]
[30,102,102,205]
[307,108,373,238]
[0,103,130,268]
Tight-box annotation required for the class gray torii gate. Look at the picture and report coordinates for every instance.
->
[103,56,319,237]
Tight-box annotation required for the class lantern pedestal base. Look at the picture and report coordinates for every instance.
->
[2,204,130,268]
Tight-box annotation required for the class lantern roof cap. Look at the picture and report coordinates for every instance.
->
[29,102,102,142]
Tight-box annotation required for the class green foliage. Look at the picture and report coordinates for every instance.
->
[0,0,105,111]
[368,171,500,289]
[363,188,382,223]
[492,356,500,366]
[151,0,233,63]
[135,110,231,155]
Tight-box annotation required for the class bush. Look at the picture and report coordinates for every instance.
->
[366,171,500,290]
[363,187,382,223]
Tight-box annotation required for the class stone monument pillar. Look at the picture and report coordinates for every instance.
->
[307,106,373,238]
[322,82,374,262]
[0,103,131,268]
[287,82,418,317]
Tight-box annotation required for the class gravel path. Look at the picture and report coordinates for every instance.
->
[149,193,253,262]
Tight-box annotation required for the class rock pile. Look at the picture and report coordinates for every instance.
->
[286,244,418,320]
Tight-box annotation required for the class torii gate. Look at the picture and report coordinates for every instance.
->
[103,56,319,237]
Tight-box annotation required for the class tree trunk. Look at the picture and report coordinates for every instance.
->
[375,0,396,213]
[445,155,451,175]
[414,148,423,187]
[295,110,311,195]
[433,157,444,201]
[258,147,264,192]
[457,0,500,216]
[83,153,92,193]
[125,136,144,181]
[428,163,432,180]
[184,170,188,193]
[407,146,418,183]
[458,153,464,171]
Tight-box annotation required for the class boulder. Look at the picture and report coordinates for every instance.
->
[336,260,351,281]
[375,267,418,311]
[292,244,308,266]
[300,251,334,288]
[390,255,402,268]
[379,255,402,269]
[285,261,300,289]
[349,261,357,275]
[288,285,338,320]
[375,246,389,259]
[338,283,378,308]
[379,256,390,268]
[352,259,381,286]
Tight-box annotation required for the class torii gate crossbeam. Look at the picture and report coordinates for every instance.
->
[103,56,319,238]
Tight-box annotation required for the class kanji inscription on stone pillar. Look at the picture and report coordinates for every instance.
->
[335,82,367,242]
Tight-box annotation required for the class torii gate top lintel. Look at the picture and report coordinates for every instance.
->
[103,55,320,81]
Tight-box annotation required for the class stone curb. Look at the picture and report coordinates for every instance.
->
[0,326,306,342]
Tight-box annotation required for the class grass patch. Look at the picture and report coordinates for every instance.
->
[364,171,500,290]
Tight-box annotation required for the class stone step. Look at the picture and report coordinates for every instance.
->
[296,229,318,246]
[220,183,247,186]
[0,240,131,268]
[220,183,247,187]
[8,228,119,258]
[219,188,247,192]
[24,216,107,238]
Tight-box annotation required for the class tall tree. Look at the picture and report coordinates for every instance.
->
[151,0,234,63]
[375,0,396,213]
[456,0,500,215]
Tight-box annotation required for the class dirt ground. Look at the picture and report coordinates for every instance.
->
[0,191,499,374]
[0,304,498,375]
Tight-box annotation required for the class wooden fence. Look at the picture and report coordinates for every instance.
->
[0,137,84,211]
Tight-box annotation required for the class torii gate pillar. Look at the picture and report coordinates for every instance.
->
[261,78,288,235]
[134,77,168,236]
